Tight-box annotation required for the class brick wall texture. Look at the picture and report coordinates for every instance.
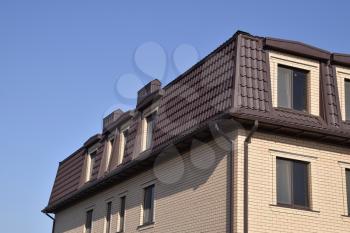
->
[54,138,229,233]
[53,128,350,233]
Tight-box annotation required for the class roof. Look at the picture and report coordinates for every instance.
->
[43,31,350,213]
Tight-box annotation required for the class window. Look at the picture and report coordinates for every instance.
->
[142,185,155,225]
[345,80,350,121]
[105,202,112,233]
[145,114,155,150]
[278,65,308,111]
[121,129,128,159]
[118,196,126,232]
[276,158,309,208]
[347,169,350,215]
[85,210,93,233]
[106,138,114,168]
[86,150,97,182]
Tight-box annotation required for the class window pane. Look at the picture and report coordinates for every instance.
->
[293,161,309,207]
[89,151,97,180]
[119,196,126,232]
[278,66,292,108]
[293,70,307,111]
[122,130,128,157]
[143,185,154,224]
[145,115,155,150]
[345,80,350,121]
[277,159,292,205]
[105,202,112,233]
[346,169,350,215]
[85,210,93,233]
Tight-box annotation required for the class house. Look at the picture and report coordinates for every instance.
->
[43,31,350,233]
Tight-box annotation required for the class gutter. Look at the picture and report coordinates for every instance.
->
[211,122,234,233]
[244,120,259,233]
[44,213,55,233]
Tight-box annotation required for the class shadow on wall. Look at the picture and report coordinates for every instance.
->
[55,133,232,233]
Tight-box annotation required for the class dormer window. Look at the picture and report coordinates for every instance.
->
[345,79,350,121]
[277,65,308,112]
[118,129,129,165]
[144,113,155,151]
[86,150,97,182]
[269,51,319,116]
[106,137,114,168]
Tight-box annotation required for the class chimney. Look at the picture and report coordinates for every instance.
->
[103,109,124,131]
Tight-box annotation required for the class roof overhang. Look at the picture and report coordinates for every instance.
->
[264,37,331,61]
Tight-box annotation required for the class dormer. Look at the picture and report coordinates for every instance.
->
[136,79,163,111]
[99,110,134,175]
[333,54,350,122]
[126,80,164,159]
[265,38,329,117]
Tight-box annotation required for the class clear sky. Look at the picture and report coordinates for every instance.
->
[1,0,350,232]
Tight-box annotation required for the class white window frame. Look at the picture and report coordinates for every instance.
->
[84,207,94,233]
[104,200,113,233]
[118,127,129,165]
[117,191,128,232]
[269,149,318,212]
[141,109,157,152]
[336,66,350,121]
[338,161,350,216]
[139,180,156,227]
[105,134,115,170]
[269,51,320,116]
[86,146,98,182]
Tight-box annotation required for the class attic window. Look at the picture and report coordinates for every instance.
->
[277,65,308,112]
[118,129,129,165]
[144,113,155,150]
[86,150,97,182]
[106,137,114,169]
[345,79,350,121]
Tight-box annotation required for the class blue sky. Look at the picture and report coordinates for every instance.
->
[1,0,350,232]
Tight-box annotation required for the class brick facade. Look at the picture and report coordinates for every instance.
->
[54,138,229,233]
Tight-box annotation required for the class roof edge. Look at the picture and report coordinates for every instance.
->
[264,37,331,61]
[332,53,350,67]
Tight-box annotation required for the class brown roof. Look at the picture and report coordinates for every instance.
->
[43,31,350,213]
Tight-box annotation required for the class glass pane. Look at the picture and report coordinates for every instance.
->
[278,66,292,108]
[145,115,155,149]
[293,161,309,207]
[293,70,308,111]
[106,202,112,233]
[119,197,126,232]
[85,210,93,233]
[346,170,350,215]
[345,80,350,120]
[277,159,292,205]
[89,152,96,180]
[143,185,154,224]
[122,130,128,157]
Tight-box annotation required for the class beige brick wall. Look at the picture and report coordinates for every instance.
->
[54,138,230,233]
[269,51,320,116]
[54,128,350,233]
[243,131,350,233]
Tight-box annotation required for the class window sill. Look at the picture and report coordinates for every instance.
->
[137,222,155,231]
[341,215,350,222]
[269,204,320,217]
[274,107,310,116]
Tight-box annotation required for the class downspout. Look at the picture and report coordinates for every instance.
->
[44,213,55,233]
[244,120,259,233]
[212,122,234,233]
